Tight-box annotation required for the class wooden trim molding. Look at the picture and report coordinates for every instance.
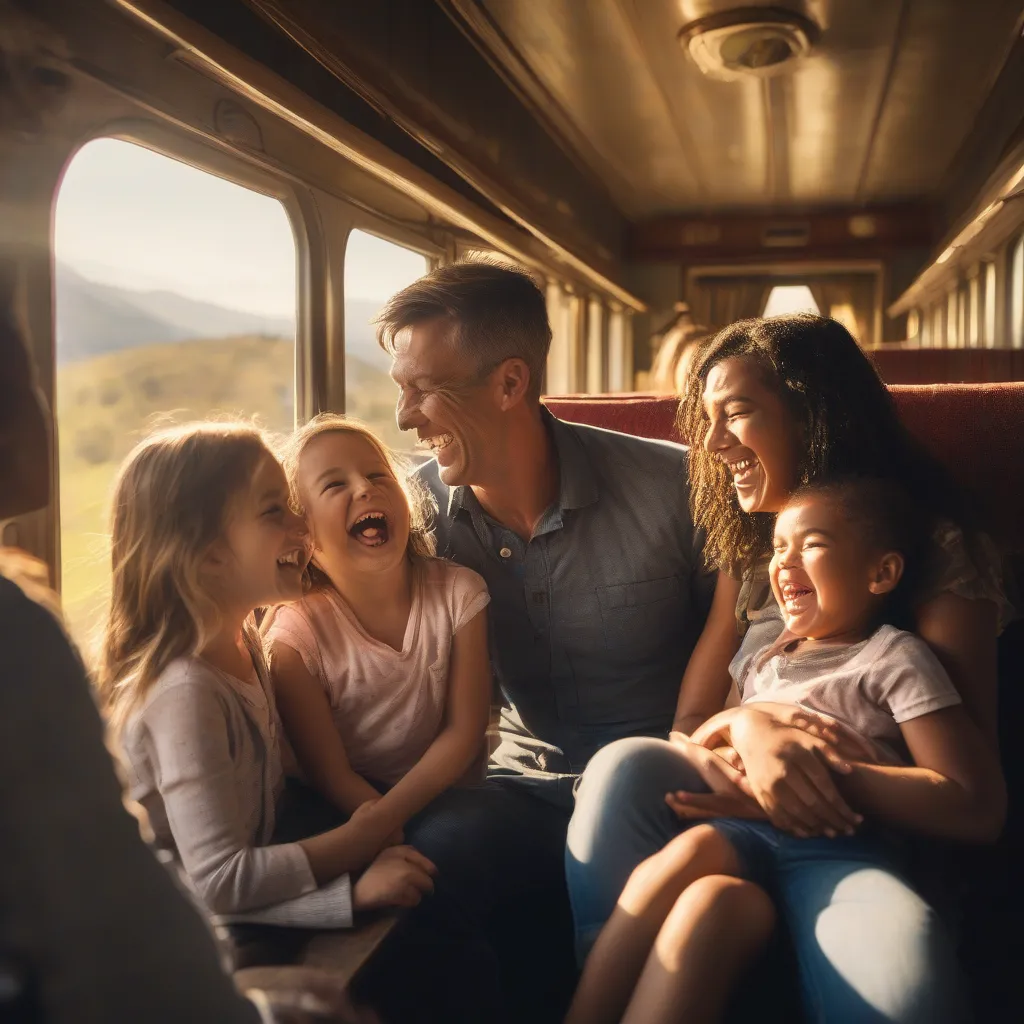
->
[109,0,646,310]
[629,205,935,262]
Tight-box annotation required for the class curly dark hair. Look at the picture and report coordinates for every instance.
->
[678,314,970,575]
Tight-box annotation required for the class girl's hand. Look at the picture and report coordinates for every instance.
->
[668,731,753,798]
[712,745,744,774]
[665,789,766,821]
[729,707,864,837]
[350,798,404,847]
[353,846,437,911]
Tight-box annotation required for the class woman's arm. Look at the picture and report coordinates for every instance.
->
[370,609,491,833]
[269,642,382,815]
[672,572,742,734]
[915,591,999,743]
[836,705,1006,843]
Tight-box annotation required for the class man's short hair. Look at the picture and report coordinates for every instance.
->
[375,258,552,401]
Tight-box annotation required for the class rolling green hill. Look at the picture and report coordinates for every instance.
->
[57,334,409,651]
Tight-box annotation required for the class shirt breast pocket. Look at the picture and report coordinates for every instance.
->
[597,576,685,658]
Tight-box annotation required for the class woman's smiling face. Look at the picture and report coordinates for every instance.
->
[702,356,803,514]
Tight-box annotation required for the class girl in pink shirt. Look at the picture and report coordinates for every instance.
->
[264,415,491,844]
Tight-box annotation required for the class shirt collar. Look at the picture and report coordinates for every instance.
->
[444,408,599,519]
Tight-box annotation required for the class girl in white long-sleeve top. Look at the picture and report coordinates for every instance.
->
[98,421,435,931]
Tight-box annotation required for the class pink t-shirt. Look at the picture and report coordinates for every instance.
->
[264,557,490,785]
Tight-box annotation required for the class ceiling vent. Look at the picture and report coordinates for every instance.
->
[679,6,820,81]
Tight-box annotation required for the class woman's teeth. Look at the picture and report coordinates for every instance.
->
[728,457,758,482]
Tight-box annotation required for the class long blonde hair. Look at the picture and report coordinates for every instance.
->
[281,414,435,591]
[96,422,271,734]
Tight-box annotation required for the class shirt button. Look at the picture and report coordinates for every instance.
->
[499,546,512,559]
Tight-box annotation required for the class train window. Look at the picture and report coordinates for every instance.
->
[967,273,980,348]
[1010,235,1024,349]
[607,306,627,391]
[546,280,583,394]
[946,289,959,347]
[931,303,945,348]
[586,298,605,393]
[54,138,297,649]
[959,280,972,349]
[343,229,429,450]
[906,309,921,344]
[984,261,997,348]
[762,285,820,317]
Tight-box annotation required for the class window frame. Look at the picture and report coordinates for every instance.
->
[1009,234,1024,349]
[50,125,315,596]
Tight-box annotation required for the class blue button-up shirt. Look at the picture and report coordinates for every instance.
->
[415,411,713,805]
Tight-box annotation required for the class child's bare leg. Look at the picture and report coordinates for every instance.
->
[621,876,775,1024]
[565,824,738,1024]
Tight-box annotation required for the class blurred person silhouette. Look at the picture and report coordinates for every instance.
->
[649,303,714,395]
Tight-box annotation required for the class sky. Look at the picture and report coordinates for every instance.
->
[54,137,428,316]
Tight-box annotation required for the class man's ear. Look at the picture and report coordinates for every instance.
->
[868,551,904,595]
[497,358,531,410]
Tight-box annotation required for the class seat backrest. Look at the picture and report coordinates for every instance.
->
[545,383,1024,551]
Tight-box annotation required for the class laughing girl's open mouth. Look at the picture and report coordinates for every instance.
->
[349,511,390,547]
[276,548,306,573]
[780,581,814,612]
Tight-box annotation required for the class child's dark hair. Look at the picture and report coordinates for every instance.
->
[680,314,974,575]
[785,476,929,628]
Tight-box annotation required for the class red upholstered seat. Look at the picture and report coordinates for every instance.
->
[545,385,1024,551]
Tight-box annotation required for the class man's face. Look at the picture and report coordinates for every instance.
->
[390,317,506,487]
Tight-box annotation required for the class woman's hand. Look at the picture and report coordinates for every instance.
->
[353,845,437,911]
[728,706,866,837]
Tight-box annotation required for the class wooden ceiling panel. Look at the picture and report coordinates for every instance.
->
[466,0,1024,218]
[859,0,1024,200]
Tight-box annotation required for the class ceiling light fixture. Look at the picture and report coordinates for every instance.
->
[679,6,820,81]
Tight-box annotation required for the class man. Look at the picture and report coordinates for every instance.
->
[376,260,714,1019]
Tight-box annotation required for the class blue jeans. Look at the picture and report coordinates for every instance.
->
[565,737,972,1023]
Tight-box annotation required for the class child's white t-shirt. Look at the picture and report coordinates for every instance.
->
[731,623,962,765]
[264,557,490,785]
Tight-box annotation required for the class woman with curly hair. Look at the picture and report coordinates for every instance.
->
[566,314,1012,1022]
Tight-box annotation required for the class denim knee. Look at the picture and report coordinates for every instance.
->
[569,737,708,863]
[566,737,711,963]
[784,865,971,1023]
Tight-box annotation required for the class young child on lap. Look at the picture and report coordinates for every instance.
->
[566,477,1006,1024]
[263,415,491,842]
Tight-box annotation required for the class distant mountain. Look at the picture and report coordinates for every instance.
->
[344,296,393,372]
[55,262,394,371]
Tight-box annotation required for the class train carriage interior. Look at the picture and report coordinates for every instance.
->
[2,0,1023,1017]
